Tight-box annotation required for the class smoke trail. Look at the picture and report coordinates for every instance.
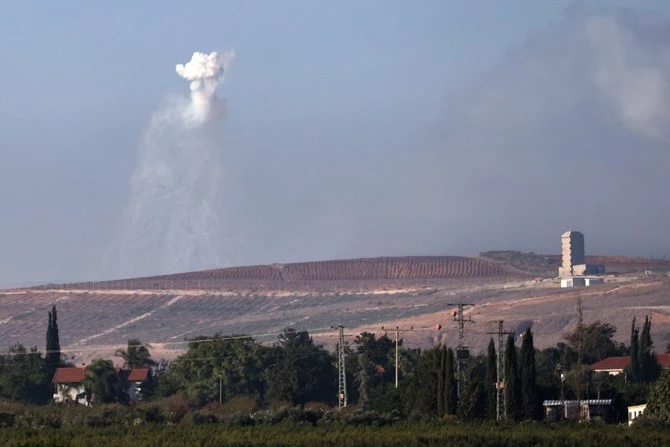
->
[112,50,235,277]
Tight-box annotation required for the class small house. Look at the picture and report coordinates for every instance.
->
[52,367,88,405]
[590,354,670,376]
[52,366,151,405]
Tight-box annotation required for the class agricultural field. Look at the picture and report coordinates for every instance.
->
[0,416,667,447]
[0,399,668,447]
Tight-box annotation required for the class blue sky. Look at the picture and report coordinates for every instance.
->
[1,1,670,284]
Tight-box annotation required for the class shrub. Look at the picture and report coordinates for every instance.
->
[219,395,258,417]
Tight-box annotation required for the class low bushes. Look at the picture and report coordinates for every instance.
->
[0,402,668,446]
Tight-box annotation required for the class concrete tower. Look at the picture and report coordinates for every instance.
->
[560,231,585,277]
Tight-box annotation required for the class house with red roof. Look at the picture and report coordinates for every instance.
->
[52,366,151,405]
[52,367,89,405]
[590,353,670,376]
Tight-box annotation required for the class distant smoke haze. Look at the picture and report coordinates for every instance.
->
[225,9,670,266]
[113,10,670,279]
[112,51,235,277]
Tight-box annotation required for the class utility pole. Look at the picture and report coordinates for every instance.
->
[331,325,348,408]
[448,303,475,399]
[487,320,514,421]
[381,325,442,388]
[575,295,584,421]
[395,329,398,388]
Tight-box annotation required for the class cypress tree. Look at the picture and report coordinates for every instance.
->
[410,347,440,415]
[46,311,52,353]
[445,348,457,415]
[639,316,660,383]
[504,334,521,420]
[437,345,446,416]
[46,310,53,363]
[459,362,484,420]
[485,338,497,420]
[629,318,640,383]
[45,305,61,372]
[520,328,538,420]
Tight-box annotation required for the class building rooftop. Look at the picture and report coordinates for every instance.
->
[52,367,86,384]
[590,354,670,372]
[543,399,612,406]
[52,366,150,384]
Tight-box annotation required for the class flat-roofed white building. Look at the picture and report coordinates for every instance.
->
[628,404,647,425]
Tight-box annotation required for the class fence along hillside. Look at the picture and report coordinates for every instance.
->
[39,256,514,291]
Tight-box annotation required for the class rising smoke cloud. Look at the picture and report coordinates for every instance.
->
[112,50,235,278]
[222,9,670,264]
[112,9,670,279]
[176,51,235,125]
[389,10,670,257]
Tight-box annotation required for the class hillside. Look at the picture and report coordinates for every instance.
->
[3,255,670,365]
[39,256,518,292]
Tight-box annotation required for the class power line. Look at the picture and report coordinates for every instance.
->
[447,303,474,399]
[331,325,348,409]
[486,320,514,421]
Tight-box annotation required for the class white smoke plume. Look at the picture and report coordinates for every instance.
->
[175,51,235,124]
[112,50,235,277]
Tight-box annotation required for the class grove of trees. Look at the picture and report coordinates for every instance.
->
[0,305,666,429]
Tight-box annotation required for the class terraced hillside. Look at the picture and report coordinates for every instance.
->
[44,256,516,291]
[4,255,670,365]
[144,256,510,281]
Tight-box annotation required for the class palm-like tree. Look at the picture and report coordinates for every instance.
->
[114,339,157,369]
[82,359,128,404]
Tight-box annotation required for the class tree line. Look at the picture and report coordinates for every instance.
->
[0,305,668,424]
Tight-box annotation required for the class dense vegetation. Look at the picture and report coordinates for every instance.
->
[0,416,669,447]
[0,305,669,445]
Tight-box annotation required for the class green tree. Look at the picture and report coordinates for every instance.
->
[157,334,269,404]
[82,359,128,405]
[520,328,538,420]
[629,318,641,383]
[646,370,670,423]
[353,332,395,407]
[639,316,661,383]
[627,316,660,384]
[564,321,625,365]
[406,347,439,416]
[485,338,497,419]
[444,347,457,415]
[266,328,336,405]
[0,344,50,404]
[45,305,61,372]
[437,345,446,416]
[459,361,484,420]
[114,339,157,369]
[504,334,521,420]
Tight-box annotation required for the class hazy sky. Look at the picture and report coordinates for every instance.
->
[2,1,670,284]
